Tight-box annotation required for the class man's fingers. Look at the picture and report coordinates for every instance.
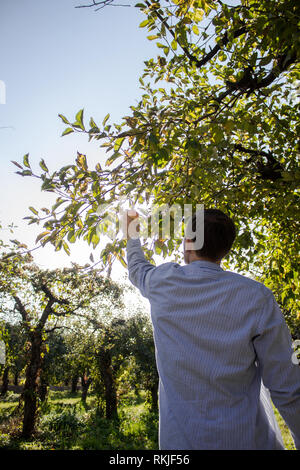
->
[127,209,139,219]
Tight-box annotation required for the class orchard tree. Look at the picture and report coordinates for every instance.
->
[126,311,159,412]
[14,0,300,333]
[63,328,97,403]
[58,290,127,417]
[0,322,26,395]
[79,310,128,419]
[38,331,67,402]
[0,245,122,438]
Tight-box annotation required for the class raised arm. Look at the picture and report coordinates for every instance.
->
[125,210,155,298]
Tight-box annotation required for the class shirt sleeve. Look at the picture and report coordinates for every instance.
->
[253,290,300,449]
[126,238,156,299]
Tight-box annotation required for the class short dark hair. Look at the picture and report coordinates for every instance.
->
[191,208,236,261]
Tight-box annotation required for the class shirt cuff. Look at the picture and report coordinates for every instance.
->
[126,238,142,250]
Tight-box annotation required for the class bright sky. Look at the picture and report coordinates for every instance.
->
[0,0,159,280]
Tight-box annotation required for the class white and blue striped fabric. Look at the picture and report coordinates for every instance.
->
[126,238,300,450]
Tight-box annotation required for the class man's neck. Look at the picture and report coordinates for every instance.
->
[189,254,221,266]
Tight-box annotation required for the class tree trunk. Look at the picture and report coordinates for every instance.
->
[150,383,158,413]
[14,370,19,387]
[71,375,79,393]
[99,349,118,420]
[81,374,91,404]
[21,332,42,438]
[0,366,9,396]
[38,374,49,403]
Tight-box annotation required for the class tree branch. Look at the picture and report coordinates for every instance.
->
[144,1,247,69]
[234,144,284,181]
[234,144,272,159]
[13,295,29,323]
[75,0,130,10]
[40,283,70,306]
[37,284,70,330]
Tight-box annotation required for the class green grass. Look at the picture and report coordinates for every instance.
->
[0,390,296,450]
[273,406,296,450]
[0,390,158,450]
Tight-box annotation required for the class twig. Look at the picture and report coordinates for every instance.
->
[75,0,130,10]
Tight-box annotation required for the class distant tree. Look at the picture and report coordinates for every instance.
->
[126,311,158,412]
[0,322,26,395]
[77,310,128,419]
[63,329,97,403]
[38,331,67,402]
[0,245,122,438]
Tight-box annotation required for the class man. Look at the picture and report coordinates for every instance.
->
[125,208,300,450]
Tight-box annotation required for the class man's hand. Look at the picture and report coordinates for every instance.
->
[123,210,140,240]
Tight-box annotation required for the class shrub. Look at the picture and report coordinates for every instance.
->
[40,407,84,434]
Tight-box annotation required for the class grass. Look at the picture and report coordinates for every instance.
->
[0,390,296,450]
[0,390,158,450]
[273,407,295,450]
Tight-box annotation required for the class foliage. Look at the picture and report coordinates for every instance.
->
[0,242,122,336]
[125,311,158,410]
[0,322,27,388]
[0,235,123,437]
[40,406,84,434]
[13,0,300,334]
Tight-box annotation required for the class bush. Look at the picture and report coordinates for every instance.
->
[40,407,84,434]
[0,391,20,403]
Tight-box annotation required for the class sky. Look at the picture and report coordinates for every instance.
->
[0,0,159,280]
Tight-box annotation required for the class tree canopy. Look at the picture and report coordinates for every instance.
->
[13,0,300,331]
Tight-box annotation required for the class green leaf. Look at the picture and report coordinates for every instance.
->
[76,152,88,171]
[23,153,30,168]
[114,137,125,151]
[147,35,159,41]
[102,113,110,126]
[58,114,70,124]
[39,159,49,172]
[139,19,149,28]
[62,127,74,136]
[76,109,84,124]
[194,9,204,22]
[192,24,200,35]
[62,241,70,255]
[171,39,178,50]
[116,253,127,268]
[106,151,122,167]
[73,109,85,130]
[29,206,38,215]
[89,117,98,129]
[35,231,50,244]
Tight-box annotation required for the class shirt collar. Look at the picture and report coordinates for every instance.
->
[190,260,224,271]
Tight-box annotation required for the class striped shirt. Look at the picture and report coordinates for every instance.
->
[126,238,300,450]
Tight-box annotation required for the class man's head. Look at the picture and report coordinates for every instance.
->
[184,208,236,265]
